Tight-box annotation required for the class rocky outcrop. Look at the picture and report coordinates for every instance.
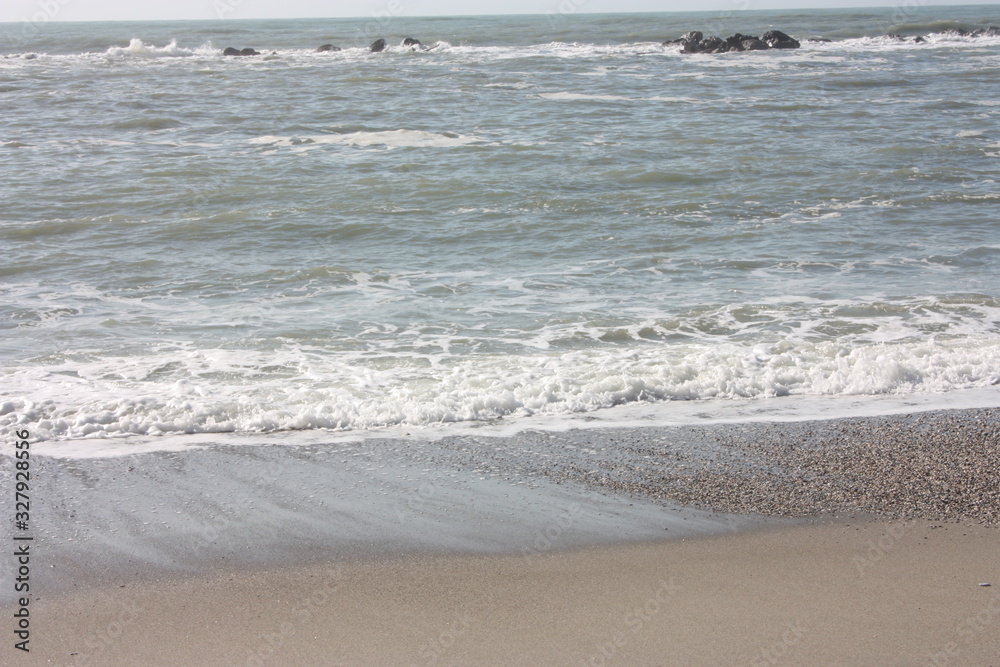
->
[741,37,769,51]
[663,23,1000,53]
[223,47,260,56]
[667,30,801,54]
[316,44,342,52]
[370,38,387,52]
[762,30,800,49]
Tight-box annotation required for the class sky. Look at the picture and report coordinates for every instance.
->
[0,0,996,23]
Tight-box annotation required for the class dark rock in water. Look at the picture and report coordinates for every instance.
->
[668,30,706,48]
[670,24,1000,54]
[726,33,751,49]
[762,30,800,49]
[681,38,703,53]
[741,37,768,51]
[680,36,710,53]
[316,44,342,52]
[223,47,241,56]
[700,36,727,53]
[370,38,387,52]
[402,37,422,47]
[674,29,800,54]
[240,48,260,56]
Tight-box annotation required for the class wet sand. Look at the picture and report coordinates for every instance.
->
[2,407,999,664]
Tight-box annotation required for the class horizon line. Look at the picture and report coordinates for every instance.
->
[2,2,999,25]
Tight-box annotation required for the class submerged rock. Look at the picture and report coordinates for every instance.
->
[223,47,260,56]
[933,26,999,38]
[316,44,342,52]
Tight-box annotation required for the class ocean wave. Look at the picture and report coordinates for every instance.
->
[806,32,1000,52]
[104,38,219,59]
[884,20,980,35]
[3,29,996,69]
[3,331,999,443]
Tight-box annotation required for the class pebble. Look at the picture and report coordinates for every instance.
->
[430,407,1000,526]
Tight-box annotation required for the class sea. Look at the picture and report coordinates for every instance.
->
[2,5,999,453]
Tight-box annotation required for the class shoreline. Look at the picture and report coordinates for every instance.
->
[3,407,999,663]
[28,384,1000,460]
[6,407,999,592]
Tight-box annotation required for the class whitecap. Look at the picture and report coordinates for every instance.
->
[250,129,484,150]
[536,92,633,101]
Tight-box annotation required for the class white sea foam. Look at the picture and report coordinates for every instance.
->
[2,332,999,444]
[806,33,1000,53]
[248,130,483,150]
[104,38,219,59]
[536,92,634,101]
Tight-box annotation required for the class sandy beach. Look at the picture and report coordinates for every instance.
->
[3,408,999,665]
[13,521,1000,666]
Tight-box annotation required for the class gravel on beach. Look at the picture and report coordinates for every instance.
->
[430,407,1000,525]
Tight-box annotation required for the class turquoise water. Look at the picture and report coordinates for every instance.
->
[2,7,999,443]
